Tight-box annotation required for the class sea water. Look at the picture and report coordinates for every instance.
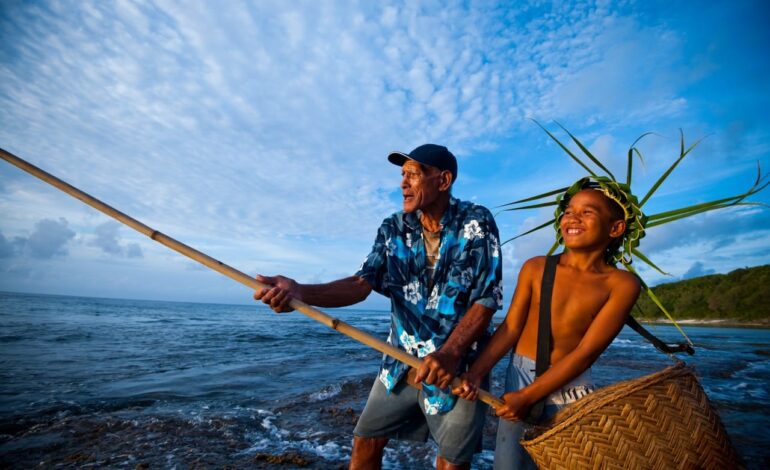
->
[0,292,767,468]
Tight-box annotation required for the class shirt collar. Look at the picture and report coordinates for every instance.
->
[403,196,459,231]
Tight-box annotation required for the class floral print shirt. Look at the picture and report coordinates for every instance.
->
[356,197,503,414]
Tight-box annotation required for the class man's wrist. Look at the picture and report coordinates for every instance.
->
[294,283,306,299]
[437,344,462,362]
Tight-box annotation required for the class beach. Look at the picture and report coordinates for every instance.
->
[1,292,768,468]
[642,318,770,329]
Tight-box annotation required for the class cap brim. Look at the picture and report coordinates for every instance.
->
[387,152,410,167]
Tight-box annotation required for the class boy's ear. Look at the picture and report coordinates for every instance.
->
[609,219,626,238]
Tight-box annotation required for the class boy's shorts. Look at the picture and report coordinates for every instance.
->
[495,353,594,470]
[353,374,489,465]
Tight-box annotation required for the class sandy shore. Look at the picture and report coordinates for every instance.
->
[640,318,770,328]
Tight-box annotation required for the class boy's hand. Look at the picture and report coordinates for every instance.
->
[414,350,458,389]
[451,372,482,401]
[496,390,532,422]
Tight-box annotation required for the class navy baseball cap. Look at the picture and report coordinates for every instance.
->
[388,144,458,183]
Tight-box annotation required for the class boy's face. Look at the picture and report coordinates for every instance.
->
[559,189,626,250]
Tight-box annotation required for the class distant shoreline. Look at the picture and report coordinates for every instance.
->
[639,318,770,329]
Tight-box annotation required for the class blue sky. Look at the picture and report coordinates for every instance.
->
[0,0,768,310]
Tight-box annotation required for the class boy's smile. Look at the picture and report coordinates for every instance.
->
[563,226,585,236]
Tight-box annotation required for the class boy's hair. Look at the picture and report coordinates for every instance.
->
[554,176,646,265]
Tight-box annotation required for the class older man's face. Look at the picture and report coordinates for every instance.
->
[400,160,443,213]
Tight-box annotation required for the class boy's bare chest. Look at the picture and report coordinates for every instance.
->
[538,271,611,327]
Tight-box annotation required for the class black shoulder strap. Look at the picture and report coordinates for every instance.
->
[527,254,559,422]
[536,255,559,377]
[625,313,694,355]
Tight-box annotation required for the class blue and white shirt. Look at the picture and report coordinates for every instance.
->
[356,196,503,415]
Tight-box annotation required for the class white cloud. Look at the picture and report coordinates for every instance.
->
[0,1,767,304]
[24,218,76,259]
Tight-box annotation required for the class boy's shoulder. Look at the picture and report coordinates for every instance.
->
[522,255,640,291]
[520,255,548,274]
[604,265,641,294]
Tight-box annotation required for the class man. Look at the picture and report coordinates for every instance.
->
[453,182,641,469]
[254,144,503,469]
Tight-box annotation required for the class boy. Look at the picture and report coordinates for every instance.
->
[453,183,641,469]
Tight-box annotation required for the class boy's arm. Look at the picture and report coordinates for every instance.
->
[452,258,538,399]
[496,271,640,422]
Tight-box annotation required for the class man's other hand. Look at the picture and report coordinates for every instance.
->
[414,350,459,389]
[253,274,300,313]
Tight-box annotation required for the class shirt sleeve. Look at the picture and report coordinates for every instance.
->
[355,218,391,297]
[467,208,503,310]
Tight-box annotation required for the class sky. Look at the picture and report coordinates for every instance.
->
[0,0,768,311]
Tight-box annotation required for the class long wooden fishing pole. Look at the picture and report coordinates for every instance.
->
[0,147,504,409]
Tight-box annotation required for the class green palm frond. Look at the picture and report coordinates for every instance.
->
[647,163,770,224]
[625,264,693,347]
[532,119,597,177]
[498,186,570,207]
[546,239,560,256]
[639,130,706,207]
[497,200,559,212]
[646,202,767,228]
[501,218,556,244]
[626,132,653,185]
[648,197,757,222]
[631,248,669,276]
[555,121,616,179]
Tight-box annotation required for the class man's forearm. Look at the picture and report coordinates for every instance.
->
[440,302,496,359]
[298,275,372,308]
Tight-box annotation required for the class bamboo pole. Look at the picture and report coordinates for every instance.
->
[0,147,504,409]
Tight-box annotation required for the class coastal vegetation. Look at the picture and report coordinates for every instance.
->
[633,264,770,321]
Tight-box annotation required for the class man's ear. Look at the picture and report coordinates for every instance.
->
[439,170,453,192]
[609,219,626,238]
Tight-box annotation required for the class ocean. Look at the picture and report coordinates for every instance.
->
[0,291,767,468]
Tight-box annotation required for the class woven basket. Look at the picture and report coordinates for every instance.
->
[520,362,742,469]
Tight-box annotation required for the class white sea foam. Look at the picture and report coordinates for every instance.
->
[734,359,770,378]
[239,414,350,463]
[608,338,652,348]
[309,382,343,402]
[474,449,495,467]
[382,441,437,469]
[296,439,345,460]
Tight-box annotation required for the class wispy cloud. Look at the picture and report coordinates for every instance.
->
[0,1,768,304]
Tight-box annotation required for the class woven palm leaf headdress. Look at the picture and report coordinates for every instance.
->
[501,121,769,346]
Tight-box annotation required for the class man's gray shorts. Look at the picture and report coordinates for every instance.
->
[353,376,488,465]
